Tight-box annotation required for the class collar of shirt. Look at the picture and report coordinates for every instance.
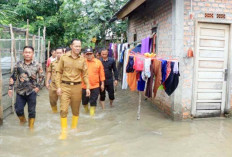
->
[23,60,34,65]
[67,51,80,59]
[102,58,108,62]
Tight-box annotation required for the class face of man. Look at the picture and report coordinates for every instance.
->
[51,50,56,58]
[85,52,94,61]
[101,50,108,59]
[56,49,64,60]
[95,52,100,59]
[23,48,34,62]
[70,40,81,55]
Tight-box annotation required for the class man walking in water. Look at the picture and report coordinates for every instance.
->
[82,48,105,117]
[100,48,118,109]
[56,39,90,140]
[8,46,44,130]
[46,47,64,113]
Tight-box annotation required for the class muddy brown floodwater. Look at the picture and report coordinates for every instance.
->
[1,88,232,157]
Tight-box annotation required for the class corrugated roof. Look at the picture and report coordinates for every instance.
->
[110,0,146,22]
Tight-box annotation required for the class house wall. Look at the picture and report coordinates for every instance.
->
[183,0,232,118]
[127,0,174,118]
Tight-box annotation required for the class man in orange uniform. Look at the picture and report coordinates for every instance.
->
[82,48,105,117]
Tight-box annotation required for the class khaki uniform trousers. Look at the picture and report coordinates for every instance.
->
[60,83,82,118]
[49,82,59,107]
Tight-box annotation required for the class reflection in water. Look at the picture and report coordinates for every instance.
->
[1,89,232,157]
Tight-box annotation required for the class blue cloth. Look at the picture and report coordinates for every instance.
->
[132,44,141,53]
[137,73,146,91]
[126,56,134,73]
[161,60,167,83]
[119,50,125,63]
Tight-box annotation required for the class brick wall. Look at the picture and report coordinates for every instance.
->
[127,0,173,118]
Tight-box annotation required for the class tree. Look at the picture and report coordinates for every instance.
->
[0,0,128,48]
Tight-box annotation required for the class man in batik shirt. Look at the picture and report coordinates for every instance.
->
[8,46,44,130]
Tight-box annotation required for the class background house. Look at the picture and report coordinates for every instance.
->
[112,0,232,120]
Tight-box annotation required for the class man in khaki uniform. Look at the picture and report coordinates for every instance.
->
[46,47,64,113]
[56,39,90,140]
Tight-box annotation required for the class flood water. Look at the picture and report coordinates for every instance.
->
[1,88,232,157]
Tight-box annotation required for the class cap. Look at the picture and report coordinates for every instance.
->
[84,48,93,54]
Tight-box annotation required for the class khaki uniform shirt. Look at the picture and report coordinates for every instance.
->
[47,59,59,83]
[55,52,89,89]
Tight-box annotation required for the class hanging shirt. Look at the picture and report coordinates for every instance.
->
[126,56,135,73]
[137,73,146,91]
[132,44,141,53]
[153,59,162,98]
[161,60,167,83]
[109,43,113,57]
[122,49,130,89]
[141,37,151,54]
[165,62,180,96]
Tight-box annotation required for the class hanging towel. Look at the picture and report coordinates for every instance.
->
[141,37,151,54]
[145,60,154,98]
[173,61,179,74]
[142,58,151,80]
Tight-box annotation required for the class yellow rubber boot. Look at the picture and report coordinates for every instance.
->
[28,118,35,130]
[59,118,67,140]
[90,107,96,117]
[51,106,58,113]
[18,115,27,125]
[71,116,79,129]
[83,105,89,113]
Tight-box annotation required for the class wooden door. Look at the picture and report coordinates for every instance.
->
[192,23,229,117]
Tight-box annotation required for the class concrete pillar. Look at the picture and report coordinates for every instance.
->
[171,0,184,120]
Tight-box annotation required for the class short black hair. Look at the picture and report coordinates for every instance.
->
[70,38,81,45]
[65,47,71,52]
[56,47,64,52]
[50,49,56,53]
[23,46,34,52]
[100,48,108,53]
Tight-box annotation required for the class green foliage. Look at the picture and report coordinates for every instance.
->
[0,0,128,48]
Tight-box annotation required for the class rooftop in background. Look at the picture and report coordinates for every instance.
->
[110,0,146,22]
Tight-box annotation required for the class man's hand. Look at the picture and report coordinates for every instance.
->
[9,78,14,85]
[46,82,50,89]
[34,87,40,93]
[114,80,118,87]
[8,90,13,98]
[101,84,104,92]
[57,88,62,96]
[86,89,90,97]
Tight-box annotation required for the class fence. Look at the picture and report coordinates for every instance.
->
[0,23,46,125]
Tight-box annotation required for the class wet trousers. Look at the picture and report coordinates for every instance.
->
[60,83,82,118]
[15,92,37,118]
